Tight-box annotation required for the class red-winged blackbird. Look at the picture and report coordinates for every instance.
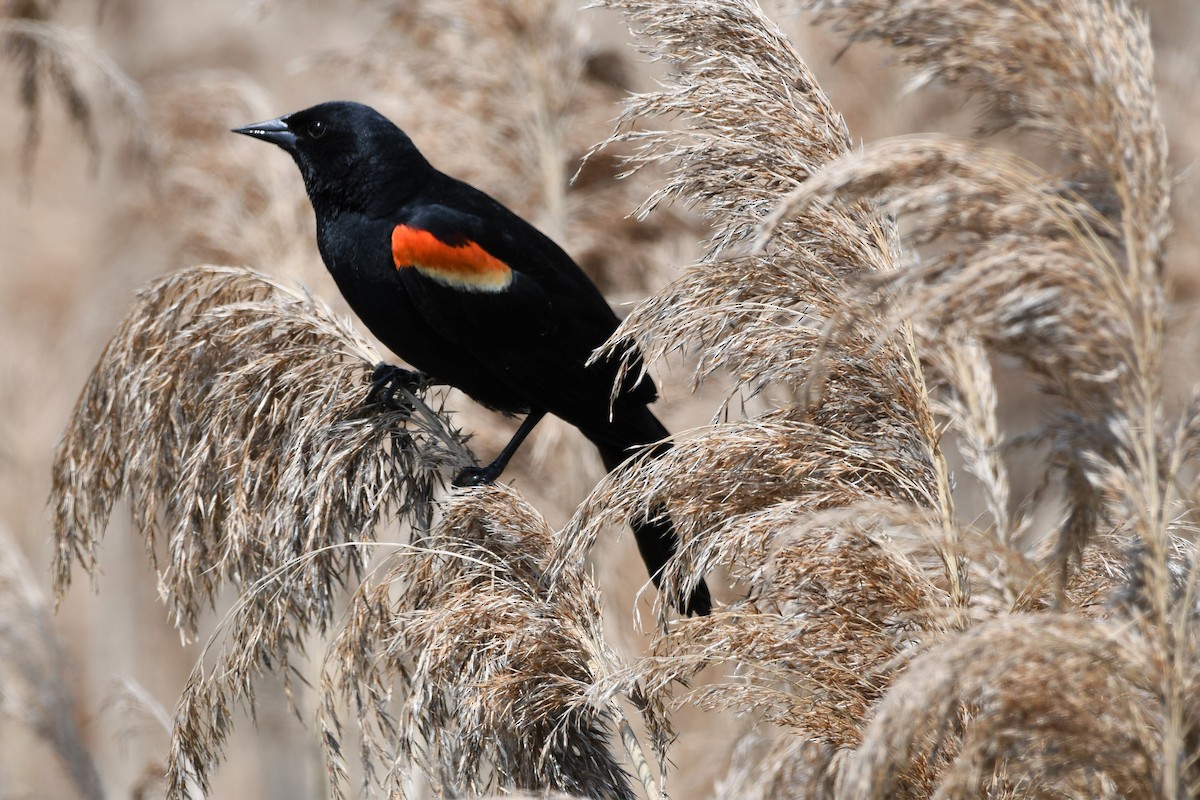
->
[234,101,711,616]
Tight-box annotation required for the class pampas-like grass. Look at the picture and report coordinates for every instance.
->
[838,614,1167,799]
[50,264,471,795]
[50,264,658,799]
[573,0,957,761]
[576,0,1192,795]
[585,0,957,603]
[767,0,1170,568]
[42,0,1199,795]
[746,5,1189,788]
[1,0,143,173]
[751,136,1146,573]
[0,524,104,800]
[320,484,650,800]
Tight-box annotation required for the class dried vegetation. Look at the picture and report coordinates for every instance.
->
[23,0,1200,797]
[1,0,143,177]
[577,0,1193,796]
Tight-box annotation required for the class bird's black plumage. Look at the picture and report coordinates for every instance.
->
[234,101,710,616]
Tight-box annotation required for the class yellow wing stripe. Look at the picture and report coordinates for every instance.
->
[392,224,513,292]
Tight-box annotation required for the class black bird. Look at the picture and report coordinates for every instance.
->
[233,101,710,616]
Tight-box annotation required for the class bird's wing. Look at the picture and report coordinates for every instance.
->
[390,201,652,416]
[391,202,616,346]
[390,212,517,295]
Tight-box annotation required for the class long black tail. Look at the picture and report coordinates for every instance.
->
[589,406,712,617]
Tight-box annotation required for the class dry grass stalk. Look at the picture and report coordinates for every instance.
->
[0,524,104,800]
[582,0,1194,794]
[1,0,143,175]
[737,0,1184,792]
[49,264,471,796]
[577,7,955,778]
[320,484,652,800]
[838,614,1173,799]
[588,0,951,554]
[767,0,1170,568]
[922,333,1012,541]
[139,71,309,271]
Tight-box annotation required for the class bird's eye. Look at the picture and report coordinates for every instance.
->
[307,120,327,139]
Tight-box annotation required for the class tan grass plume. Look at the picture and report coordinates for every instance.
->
[580,0,1192,794]
[1,0,143,175]
[50,264,471,795]
[320,483,654,800]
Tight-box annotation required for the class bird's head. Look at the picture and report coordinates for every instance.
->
[233,101,432,213]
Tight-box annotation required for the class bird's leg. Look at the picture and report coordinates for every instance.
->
[367,362,430,411]
[453,409,547,487]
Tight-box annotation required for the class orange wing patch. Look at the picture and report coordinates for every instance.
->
[392,225,513,292]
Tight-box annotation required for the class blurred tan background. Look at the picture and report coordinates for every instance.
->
[0,0,1196,797]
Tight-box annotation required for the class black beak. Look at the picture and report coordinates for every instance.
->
[232,115,297,150]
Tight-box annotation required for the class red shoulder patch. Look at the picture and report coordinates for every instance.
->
[392,225,513,292]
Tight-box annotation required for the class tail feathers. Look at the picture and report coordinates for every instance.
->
[591,406,712,617]
[630,513,713,616]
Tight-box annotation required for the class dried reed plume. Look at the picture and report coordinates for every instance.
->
[51,264,471,795]
[42,0,1200,795]
[1,0,143,175]
[579,0,954,764]
[0,524,104,800]
[321,484,652,800]
[749,1,1190,786]
[775,0,1170,565]
[138,71,309,272]
[577,0,1195,794]
[50,264,656,799]
[839,614,1169,799]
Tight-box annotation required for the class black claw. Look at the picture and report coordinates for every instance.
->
[367,363,427,412]
[452,464,502,488]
